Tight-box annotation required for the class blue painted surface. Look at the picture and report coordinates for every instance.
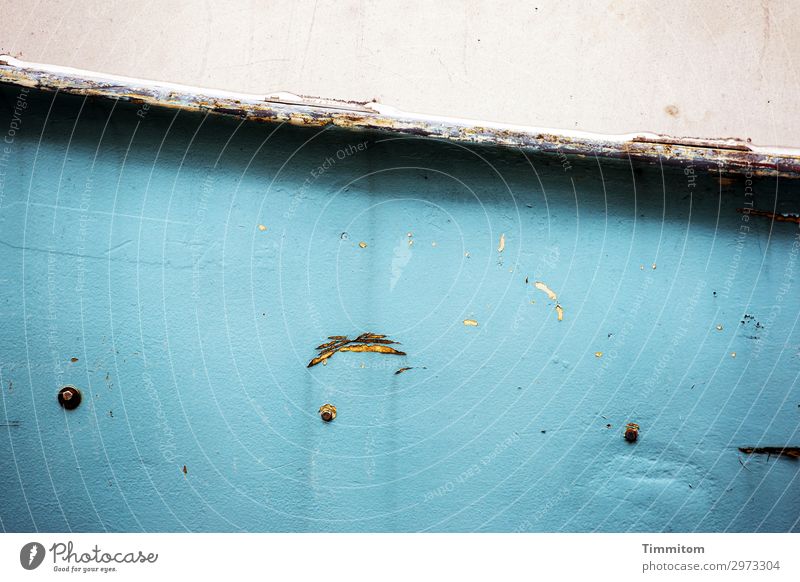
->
[1,86,799,532]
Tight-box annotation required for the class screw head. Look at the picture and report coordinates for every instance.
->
[57,386,82,410]
[319,403,337,422]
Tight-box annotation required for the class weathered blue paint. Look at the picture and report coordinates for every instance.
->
[1,86,799,532]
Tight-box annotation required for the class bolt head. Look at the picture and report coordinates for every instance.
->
[319,403,337,422]
[57,386,82,410]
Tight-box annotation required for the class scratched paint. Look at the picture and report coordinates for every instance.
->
[0,86,799,532]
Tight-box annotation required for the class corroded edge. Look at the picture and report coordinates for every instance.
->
[2,56,798,178]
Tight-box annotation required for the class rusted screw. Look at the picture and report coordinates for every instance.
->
[624,422,640,443]
[319,403,337,422]
[57,386,82,410]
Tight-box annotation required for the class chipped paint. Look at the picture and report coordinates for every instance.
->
[1,56,799,178]
[533,281,558,301]
[338,344,406,355]
[308,350,336,368]
[463,319,478,326]
[497,233,505,252]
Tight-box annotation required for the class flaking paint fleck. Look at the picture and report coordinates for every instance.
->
[534,281,558,301]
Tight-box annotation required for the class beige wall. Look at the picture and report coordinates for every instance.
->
[1,0,798,147]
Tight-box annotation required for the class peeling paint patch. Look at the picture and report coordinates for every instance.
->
[307,333,405,368]
[338,344,405,355]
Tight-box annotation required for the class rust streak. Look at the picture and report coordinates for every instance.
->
[736,208,800,224]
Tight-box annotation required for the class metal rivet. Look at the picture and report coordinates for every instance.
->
[319,403,337,422]
[57,386,82,410]
[624,422,639,443]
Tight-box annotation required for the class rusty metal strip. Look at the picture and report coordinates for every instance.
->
[2,56,799,178]
[738,446,800,459]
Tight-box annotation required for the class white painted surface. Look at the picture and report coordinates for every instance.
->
[1,0,798,146]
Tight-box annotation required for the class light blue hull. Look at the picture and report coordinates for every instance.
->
[1,86,798,532]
